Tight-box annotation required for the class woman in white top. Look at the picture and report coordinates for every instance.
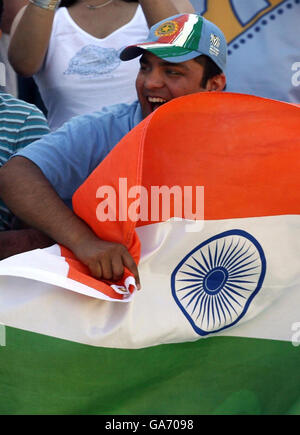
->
[8,0,194,130]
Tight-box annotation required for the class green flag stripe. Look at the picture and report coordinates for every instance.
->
[1,327,300,415]
[181,17,203,50]
[148,46,193,59]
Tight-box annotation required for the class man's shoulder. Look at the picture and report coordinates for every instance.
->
[0,93,49,160]
[58,100,142,144]
[0,92,46,118]
[0,92,49,134]
[99,101,140,116]
[82,101,142,128]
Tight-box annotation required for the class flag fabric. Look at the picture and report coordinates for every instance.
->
[0,93,300,414]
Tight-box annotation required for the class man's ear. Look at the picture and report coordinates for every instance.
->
[205,73,226,92]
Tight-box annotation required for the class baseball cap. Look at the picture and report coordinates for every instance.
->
[120,13,227,72]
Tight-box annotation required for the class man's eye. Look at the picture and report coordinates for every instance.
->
[166,70,182,76]
[140,64,149,71]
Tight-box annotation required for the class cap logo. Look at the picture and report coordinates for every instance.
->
[154,20,179,38]
[209,33,221,56]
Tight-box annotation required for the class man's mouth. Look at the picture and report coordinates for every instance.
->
[147,96,168,112]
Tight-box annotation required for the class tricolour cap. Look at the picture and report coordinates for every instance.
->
[120,13,227,72]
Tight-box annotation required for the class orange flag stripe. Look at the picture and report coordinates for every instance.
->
[69,93,300,293]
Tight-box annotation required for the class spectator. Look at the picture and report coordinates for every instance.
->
[0,92,49,230]
[0,0,52,259]
[0,1,46,115]
[8,0,194,130]
[0,0,28,96]
[0,13,227,285]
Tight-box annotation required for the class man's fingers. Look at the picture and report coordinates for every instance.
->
[122,252,141,290]
[89,261,102,280]
[88,255,125,282]
[111,254,125,282]
[99,255,115,281]
[79,240,141,289]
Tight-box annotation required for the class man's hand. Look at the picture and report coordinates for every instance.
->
[0,157,141,289]
[72,237,141,290]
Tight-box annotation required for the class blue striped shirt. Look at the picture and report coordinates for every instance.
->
[0,93,50,230]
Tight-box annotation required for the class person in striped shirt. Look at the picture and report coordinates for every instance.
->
[0,1,50,256]
[0,92,51,257]
[0,92,49,229]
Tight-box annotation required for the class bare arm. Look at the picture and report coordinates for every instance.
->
[0,228,53,260]
[8,3,55,76]
[8,0,195,76]
[139,0,194,27]
[171,0,195,13]
[1,0,28,34]
[0,157,140,287]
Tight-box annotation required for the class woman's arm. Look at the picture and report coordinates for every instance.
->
[1,0,29,34]
[8,0,195,76]
[171,0,194,13]
[139,0,194,28]
[8,2,57,76]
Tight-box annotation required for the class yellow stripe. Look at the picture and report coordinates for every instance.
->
[203,0,285,43]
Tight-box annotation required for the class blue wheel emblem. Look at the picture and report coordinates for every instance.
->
[171,230,266,336]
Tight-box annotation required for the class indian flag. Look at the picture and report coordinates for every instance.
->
[0,93,300,415]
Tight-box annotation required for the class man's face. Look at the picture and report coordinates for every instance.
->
[136,52,209,119]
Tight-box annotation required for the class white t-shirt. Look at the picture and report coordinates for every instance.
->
[34,6,148,130]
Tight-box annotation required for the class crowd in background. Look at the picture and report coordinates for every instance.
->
[2,0,299,107]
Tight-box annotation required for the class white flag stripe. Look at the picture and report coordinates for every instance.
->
[0,246,132,302]
[172,14,199,46]
[0,215,299,348]
[138,43,176,50]
[139,17,198,51]
[139,15,198,50]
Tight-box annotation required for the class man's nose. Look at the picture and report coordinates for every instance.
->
[144,69,164,89]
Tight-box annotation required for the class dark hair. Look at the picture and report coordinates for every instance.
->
[194,55,223,88]
[60,0,137,6]
[60,0,77,6]
[0,0,3,24]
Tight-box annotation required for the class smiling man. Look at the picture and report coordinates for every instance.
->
[121,13,226,117]
[0,13,227,286]
[136,51,225,117]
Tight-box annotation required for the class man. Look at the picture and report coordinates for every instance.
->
[0,13,227,287]
[0,0,51,259]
